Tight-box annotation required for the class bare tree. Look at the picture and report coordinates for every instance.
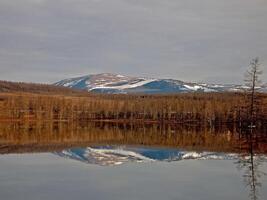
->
[244,57,263,127]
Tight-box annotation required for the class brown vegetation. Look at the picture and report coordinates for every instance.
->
[0,91,266,126]
[1,121,265,154]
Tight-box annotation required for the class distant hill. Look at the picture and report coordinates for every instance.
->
[0,80,87,95]
[55,73,249,94]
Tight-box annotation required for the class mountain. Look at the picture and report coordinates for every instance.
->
[54,73,246,94]
[55,146,241,166]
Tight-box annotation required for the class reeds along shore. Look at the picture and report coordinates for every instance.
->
[0,92,266,126]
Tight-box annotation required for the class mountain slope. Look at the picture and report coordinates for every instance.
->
[54,73,245,94]
[0,80,88,95]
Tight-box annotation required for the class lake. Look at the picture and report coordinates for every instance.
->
[0,122,267,200]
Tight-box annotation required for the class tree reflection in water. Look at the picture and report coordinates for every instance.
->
[0,122,244,154]
[236,128,267,200]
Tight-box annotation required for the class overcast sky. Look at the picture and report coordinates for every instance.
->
[0,0,267,84]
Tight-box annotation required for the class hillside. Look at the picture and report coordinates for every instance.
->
[0,80,88,96]
[55,73,247,94]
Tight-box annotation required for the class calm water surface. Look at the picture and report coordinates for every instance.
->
[0,122,267,200]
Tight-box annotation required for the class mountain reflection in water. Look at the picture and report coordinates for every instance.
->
[55,146,242,166]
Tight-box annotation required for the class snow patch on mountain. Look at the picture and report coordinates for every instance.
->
[91,78,156,90]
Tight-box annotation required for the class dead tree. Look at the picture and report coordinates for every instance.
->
[244,57,263,128]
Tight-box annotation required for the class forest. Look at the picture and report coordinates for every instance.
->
[0,90,266,127]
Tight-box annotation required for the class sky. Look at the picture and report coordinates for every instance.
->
[0,0,267,84]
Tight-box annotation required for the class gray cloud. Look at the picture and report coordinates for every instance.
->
[0,0,267,84]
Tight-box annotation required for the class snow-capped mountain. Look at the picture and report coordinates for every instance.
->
[54,73,246,94]
[55,146,242,166]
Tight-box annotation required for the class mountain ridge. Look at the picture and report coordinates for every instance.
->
[54,73,247,94]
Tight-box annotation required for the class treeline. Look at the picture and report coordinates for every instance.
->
[0,92,266,126]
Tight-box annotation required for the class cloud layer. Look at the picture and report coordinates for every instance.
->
[0,0,267,83]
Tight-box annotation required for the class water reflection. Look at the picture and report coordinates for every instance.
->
[1,121,265,154]
[55,146,240,166]
[236,129,267,200]
[0,121,267,200]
